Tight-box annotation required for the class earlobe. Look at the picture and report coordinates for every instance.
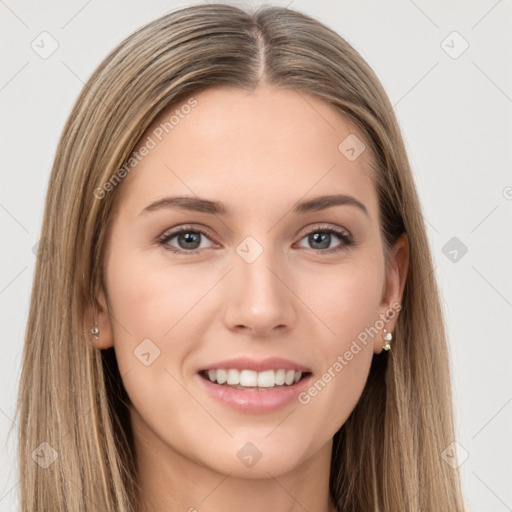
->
[84,289,114,350]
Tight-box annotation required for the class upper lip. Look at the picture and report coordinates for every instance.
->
[198,356,311,373]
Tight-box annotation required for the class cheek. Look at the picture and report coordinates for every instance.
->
[103,247,210,388]
[302,258,384,348]
[103,252,214,429]
[294,260,384,425]
[105,249,215,341]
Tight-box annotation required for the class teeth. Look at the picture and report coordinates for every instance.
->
[203,368,304,387]
[240,370,258,387]
[216,369,227,384]
[275,369,286,385]
[258,370,275,388]
[226,369,239,385]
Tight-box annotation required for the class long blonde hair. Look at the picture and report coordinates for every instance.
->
[15,3,466,511]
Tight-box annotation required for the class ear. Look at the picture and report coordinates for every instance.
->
[374,233,409,354]
[84,287,114,350]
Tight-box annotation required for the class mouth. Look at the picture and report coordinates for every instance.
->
[198,368,312,391]
[196,356,313,412]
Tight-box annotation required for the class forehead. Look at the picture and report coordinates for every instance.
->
[116,84,378,220]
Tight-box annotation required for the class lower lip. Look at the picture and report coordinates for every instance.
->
[197,373,312,414]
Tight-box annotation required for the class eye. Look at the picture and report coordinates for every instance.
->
[157,226,215,255]
[296,225,353,254]
[157,224,354,256]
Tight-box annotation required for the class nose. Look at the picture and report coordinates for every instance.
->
[223,248,297,338]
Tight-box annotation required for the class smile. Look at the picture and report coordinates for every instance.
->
[200,368,309,389]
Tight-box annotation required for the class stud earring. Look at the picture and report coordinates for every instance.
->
[382,329,392,351]
[83,322,100,340]
[89,323,100,339]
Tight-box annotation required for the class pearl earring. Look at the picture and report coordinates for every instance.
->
[382,329,392,351]
[84,322,100,340]
[90,324,100,339]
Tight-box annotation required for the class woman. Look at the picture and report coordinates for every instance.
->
[16,3,467,511]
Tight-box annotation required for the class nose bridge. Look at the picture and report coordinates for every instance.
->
[223,236,295,333]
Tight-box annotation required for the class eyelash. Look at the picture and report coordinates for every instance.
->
[157,224,354,256]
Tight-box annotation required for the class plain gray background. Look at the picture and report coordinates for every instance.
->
[1,1,511,510]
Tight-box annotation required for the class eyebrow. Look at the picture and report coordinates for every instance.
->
[140,194,368,217]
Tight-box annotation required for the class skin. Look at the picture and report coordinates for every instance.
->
[87,84,408,512]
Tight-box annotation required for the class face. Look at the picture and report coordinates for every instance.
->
[94,84,407,480]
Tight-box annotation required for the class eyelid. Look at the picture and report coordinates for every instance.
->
[296,223,353,240]
[156,224,217,247]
